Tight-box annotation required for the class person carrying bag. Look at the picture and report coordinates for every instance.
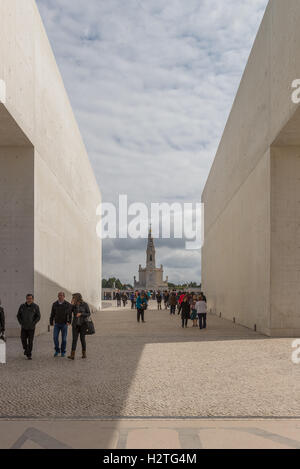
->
[68,293,91,360]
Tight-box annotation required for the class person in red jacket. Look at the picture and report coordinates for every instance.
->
[178,293,186,315]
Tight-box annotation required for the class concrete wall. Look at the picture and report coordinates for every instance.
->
[0,0,102,335]
[202,0,300,337]
[270,146,300,335]
[0,147,34,335]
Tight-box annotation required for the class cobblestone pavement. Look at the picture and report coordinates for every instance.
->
[1,301,300,418]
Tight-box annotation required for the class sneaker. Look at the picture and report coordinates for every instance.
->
[54,352,59,357]
[61,353,66,358]
[27,356,32,360]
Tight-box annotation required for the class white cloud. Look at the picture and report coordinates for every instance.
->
[36,0,268,284]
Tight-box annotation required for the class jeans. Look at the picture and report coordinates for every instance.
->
[21,329,35,357]
[53,324,68,354]
[198,313,207,329]
[71,325,86,352]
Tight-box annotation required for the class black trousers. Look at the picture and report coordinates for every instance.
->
[137,308,145,322]
[21,329,35,356]
[198,313,207,329]
[170,305,176,315]
[71,325,86,352]
[131,300,135,309]
[157,302,162,310]
[182,317,188,328]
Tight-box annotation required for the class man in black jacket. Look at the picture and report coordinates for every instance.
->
[0,300,5,338]
[17,294,41,360]
[50,292,71,357]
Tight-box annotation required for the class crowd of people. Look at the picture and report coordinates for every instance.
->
[0,292,92,361]
[0,289,208,362]
[115,289,208,329]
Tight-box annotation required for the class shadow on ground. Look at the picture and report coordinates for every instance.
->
[1,302,299,448]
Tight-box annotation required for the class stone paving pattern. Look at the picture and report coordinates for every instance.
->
[1,302,300,417]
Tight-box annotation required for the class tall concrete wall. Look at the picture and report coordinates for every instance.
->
[202,0,300,337]
[0,0,102,335]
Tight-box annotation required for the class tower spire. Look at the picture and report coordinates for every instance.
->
[146,223,155,267]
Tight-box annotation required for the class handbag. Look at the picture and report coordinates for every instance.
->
[83,317,96,335]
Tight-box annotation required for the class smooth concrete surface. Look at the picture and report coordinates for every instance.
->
[0,147,34,336]
[0,0,102,335]
[202,0,300,336]
[0,418,299,449]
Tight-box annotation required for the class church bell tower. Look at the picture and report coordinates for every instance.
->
[146,226,156,268]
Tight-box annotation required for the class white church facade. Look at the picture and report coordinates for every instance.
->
[134,229,168,291]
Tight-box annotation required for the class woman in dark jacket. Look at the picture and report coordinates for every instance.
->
[181,296,190,328]
[68,293,91,360]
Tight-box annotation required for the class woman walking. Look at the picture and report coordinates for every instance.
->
[181,296,190,328]
[68,293,91,360]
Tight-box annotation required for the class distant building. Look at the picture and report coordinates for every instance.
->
[134,228,168,291]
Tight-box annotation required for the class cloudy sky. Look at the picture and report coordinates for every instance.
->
[36,0,268,285]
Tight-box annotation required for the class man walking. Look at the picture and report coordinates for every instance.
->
[17,294,41,360]
[130,292,136,309]
[196,295,207,330]
[169,292,177,315]
[163,291,169,310]
[156,291,162,310]
[122,292,128,307]
[50,292,71,357]
[116,291,121,307]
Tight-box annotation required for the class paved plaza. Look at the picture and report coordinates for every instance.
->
[1,301,300,448]
[1,301,300,419]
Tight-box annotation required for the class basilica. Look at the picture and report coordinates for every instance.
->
[134,228,169,291]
